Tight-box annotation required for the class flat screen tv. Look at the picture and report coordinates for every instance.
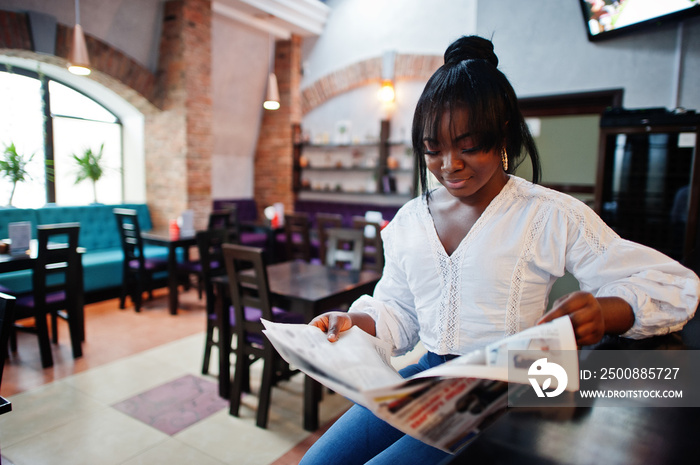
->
[579,0,700,41]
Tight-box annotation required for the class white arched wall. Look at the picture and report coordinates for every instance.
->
[0,55,147,203]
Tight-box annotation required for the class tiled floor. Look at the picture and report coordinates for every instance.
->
[0,289,354,465]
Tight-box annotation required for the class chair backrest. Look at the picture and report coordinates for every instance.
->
[34,223,83,307]
[209,208,240,242]
[316,212,343,265]
[325,228,365,271]
[284,212,311,262]
[0,292,16,391]
[351,216,384,273]
[196,228,229,317]
[222,244,273,339]
[113,208,145,268]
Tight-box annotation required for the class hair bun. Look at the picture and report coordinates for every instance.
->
[444,35,498,68]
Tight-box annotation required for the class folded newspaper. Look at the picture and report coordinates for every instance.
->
[262,316,578,453]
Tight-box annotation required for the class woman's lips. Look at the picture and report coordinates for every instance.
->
[444,178,468,189]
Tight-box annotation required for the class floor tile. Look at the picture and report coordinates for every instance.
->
[119,437,226,465]
[62,352,194,404]
[2,408,168,465]
[175,409,307,465]
[0,381,107,447]
[112,374,228,435]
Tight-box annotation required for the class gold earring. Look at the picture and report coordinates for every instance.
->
[501,148,508,171]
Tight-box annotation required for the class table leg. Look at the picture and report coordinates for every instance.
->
[304,375,322,431]
[167,245,178,315]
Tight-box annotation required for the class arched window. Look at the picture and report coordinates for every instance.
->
[0,66,123,208]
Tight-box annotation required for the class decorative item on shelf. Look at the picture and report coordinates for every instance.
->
[299,155,309,168]
[334,120,352,145]
[0,142,35,206]
[387,155,399,170]
[352,149,363,167]
[72,142,105,204]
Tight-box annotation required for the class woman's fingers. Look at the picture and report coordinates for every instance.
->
[538,291,605,346]
[309,312,352,342]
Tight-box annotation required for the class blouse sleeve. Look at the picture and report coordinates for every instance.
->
[348,219,421,356]
[563,203,699,339]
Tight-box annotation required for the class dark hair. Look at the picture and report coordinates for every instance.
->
[412,35,541,199]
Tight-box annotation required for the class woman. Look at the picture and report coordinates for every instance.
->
[300,35,699,465]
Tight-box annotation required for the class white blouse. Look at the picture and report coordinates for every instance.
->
[349,176,700,357]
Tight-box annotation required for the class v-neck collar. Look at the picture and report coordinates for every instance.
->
[421,175,514,259]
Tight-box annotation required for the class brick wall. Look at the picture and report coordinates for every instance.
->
[147,0,213,229]
[301,53,442,114]
[253,36,302,218]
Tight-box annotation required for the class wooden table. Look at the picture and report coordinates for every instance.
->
[0,250,33,274]
[141,231,197,315]
[445,333,699,465]
[214,260,380,430]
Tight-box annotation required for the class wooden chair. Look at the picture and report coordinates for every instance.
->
[180,209,236,302]
[11,223,84,368]
[208,207,241,244]
[222,243,303,428]
[283,212,312,262]
[315,213,343,265]
[197,229,229,375]
[0,292,16,391]
[325,228,365,271]
[352,216,385,273]
[113,208,168,312]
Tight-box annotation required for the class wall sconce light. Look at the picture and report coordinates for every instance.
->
[378,50,396,105]
[378,79,395,103]
[68,0,90,75]
[263,35,280,111]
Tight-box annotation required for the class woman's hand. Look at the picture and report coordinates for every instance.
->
[309,311,377,342]
[537,291,634,347]
[309,311,354,342]
[538,291,605,345]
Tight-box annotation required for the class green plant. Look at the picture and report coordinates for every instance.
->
[0,142,35,206]
[73,143,105,203]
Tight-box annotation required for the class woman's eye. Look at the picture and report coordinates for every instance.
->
[461,145,482,154]
[424,149,439,156]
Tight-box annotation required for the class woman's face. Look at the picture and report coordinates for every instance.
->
[423,107,506,203]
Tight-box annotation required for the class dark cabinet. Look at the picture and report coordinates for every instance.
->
[594,110,700,263]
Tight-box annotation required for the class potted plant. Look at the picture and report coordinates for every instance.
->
[0,142,35,206]
[73,143,105,204]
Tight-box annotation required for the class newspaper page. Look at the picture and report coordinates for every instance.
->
[262,316,578,453]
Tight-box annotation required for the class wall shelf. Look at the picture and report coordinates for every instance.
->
[293,120,416,200]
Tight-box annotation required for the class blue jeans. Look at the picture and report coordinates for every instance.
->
[299,352,455,465]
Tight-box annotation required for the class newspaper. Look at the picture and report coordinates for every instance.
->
[262,316,578,453]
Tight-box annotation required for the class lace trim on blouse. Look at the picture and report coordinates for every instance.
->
[420,179,514,354]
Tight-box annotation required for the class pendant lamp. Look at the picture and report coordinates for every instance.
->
[263,73,280,110]
[263,35,280,110]
[68,0,91,75]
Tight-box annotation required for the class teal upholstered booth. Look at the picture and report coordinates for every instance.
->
[0,204,168,300]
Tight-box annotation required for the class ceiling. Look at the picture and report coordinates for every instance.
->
[212,0,330,39]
